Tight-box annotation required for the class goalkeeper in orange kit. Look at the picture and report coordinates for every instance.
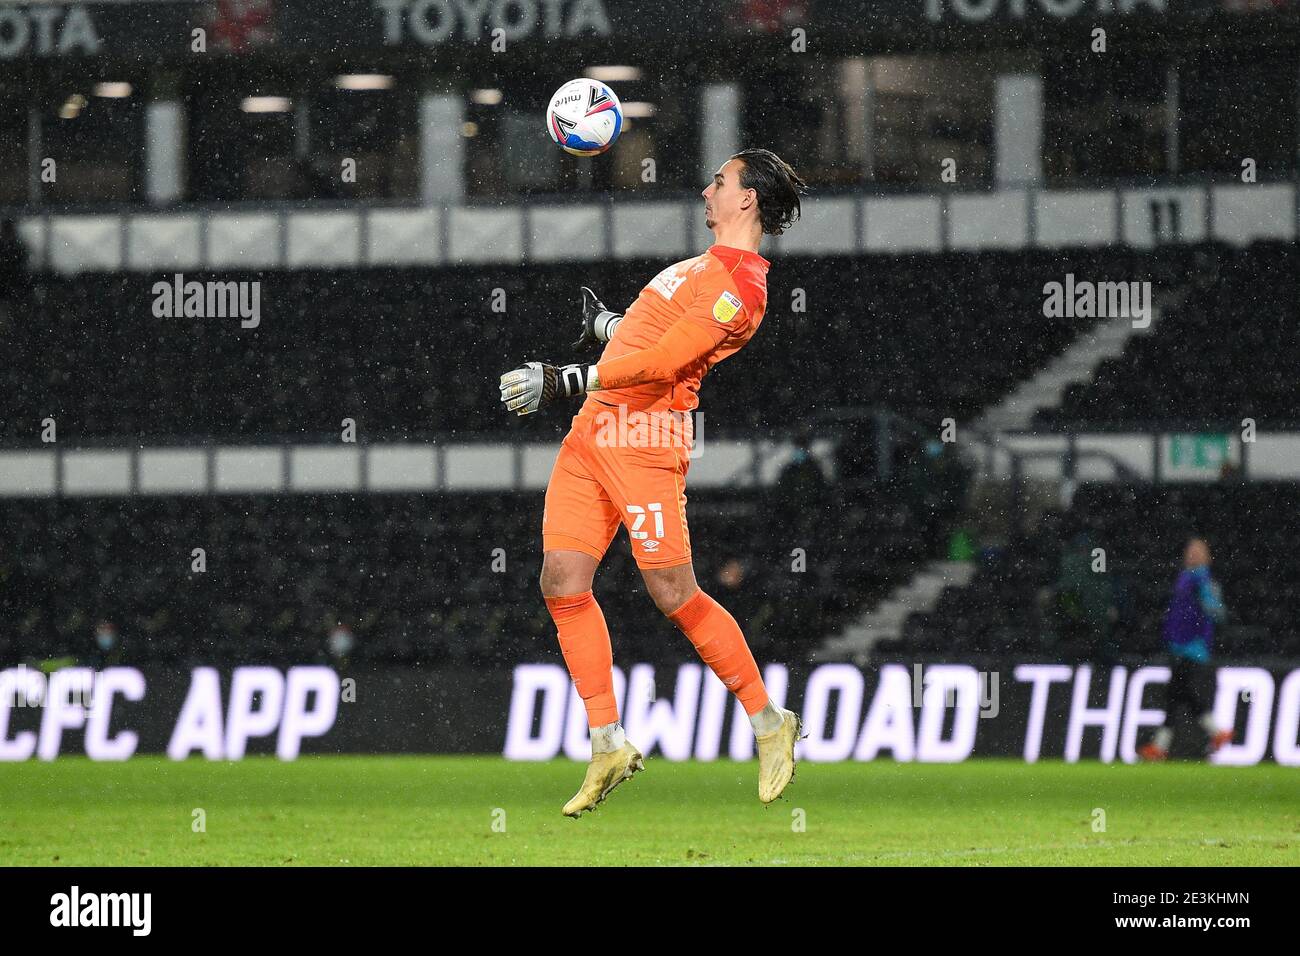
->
[499,148,807,816]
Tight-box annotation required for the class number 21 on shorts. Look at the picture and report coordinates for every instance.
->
[627,503,664,540]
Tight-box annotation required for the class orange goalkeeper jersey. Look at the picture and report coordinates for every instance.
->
[580,243,771,415]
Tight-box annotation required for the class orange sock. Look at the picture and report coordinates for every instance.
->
[668,589,769,716]
[545,590,619,727]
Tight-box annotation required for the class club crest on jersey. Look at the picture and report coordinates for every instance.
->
[712,290,743,323]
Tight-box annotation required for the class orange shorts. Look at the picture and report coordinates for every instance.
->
[543,403,694,570]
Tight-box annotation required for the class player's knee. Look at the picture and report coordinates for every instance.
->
[540,551,595,597]
[539,561,567,597]
[652,591,691,616]
[644,570,700,616]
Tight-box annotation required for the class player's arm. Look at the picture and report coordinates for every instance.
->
[588,316,726,390]
[589,283,748,389]
[498,299,735,416]
[1199,577,1227,623]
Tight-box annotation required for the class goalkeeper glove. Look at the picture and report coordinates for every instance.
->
[498,361,592,416]
[572,286,624,349]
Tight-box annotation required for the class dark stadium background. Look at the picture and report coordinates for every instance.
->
[1,0,1299,830]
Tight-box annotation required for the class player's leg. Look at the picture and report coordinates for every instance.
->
[541,440,621,729]
[540,548,615,728]
[639,561,800,802]
[1166,658,1206,755]
[1184,660,1233,753]
[590,424,801,802]
[540,439,643,816]
[640,562,775,726]
[1140,658,1179,760]
[585,432,777,727]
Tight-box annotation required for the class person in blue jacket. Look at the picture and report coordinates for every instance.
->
[1140,538,1234,760]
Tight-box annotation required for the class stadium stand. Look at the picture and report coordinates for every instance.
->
[1037,239,1299,430]
[0,468,949,667]
[890,481,1300,661]
[2,241,1235,668]
[2,245,1199,445]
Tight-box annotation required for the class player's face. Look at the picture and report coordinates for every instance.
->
[701,159,753,231]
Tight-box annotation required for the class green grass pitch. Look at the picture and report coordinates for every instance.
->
[1,757,1297,866]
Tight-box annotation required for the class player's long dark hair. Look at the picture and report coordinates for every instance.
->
[732,148,807,236]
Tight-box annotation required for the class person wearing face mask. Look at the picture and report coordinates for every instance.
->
[902,437,973,557]
[91,621,123,667]
[327,624,356,667]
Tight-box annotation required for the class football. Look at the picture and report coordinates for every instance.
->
[545,78,623,156]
